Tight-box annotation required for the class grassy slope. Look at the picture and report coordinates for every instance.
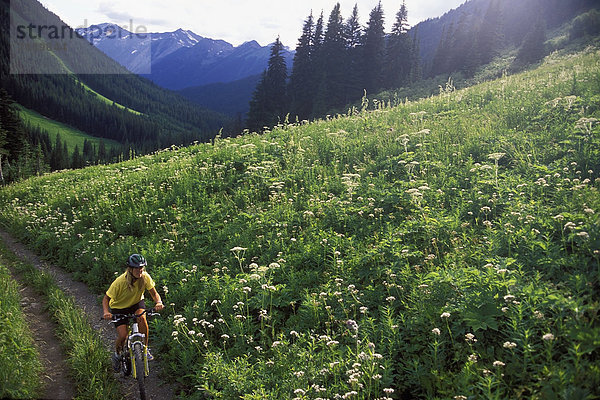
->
[78,80,143,116]
[1,49,599,398]
[0,256,42,399]
[46,49,143,114]
[18,105,121,153]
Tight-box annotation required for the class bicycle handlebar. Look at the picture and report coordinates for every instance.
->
[100,308,161,323]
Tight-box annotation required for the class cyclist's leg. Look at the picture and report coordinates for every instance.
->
[111,304,134,353]
[115,325,128,352]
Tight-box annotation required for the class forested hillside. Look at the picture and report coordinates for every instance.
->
[0,0,231,183]
[246,0,600,132]
[247,2,418,131]
[418,0,599,77]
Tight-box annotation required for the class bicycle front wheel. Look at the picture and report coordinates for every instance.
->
[133,343,146,400]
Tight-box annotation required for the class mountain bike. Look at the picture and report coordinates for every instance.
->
[108,308,160,400]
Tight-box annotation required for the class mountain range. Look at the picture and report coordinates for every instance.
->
[1,0,230,153]
[76,24,295,91]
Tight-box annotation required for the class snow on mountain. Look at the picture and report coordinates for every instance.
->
[76,24,212,74]
[77,24,294,90]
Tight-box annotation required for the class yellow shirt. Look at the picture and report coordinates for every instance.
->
[106,271,155,309]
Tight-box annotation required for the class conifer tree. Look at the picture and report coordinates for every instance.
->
[385,1,413,89]
[0,89,27,162]
[62,142,69,169]
[98,140,107,163]
[246,38,289,131]
[392,1,410,34]
[50,134,63,170]
[289,12,316,121]
[309,11,326,116]
[247,71,270,132]
[361,2,386,95]
[83,139,94,164]
[266,37,288,117]
[344,4,364,102]
[34,143,45,176]
[345,4,362,49]
[477,0,504,65]
[314,3,347,114]
[409,26,423,82]
[71,144,84,169]
[313,12,325,56]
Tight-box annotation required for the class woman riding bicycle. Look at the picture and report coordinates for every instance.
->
[102,254,164,371]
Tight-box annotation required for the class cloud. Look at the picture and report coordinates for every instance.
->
[98,1,169,28]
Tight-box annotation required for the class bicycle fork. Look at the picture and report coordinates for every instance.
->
[128,321,149,378]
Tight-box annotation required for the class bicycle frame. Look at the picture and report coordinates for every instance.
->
[127,315,149,378]
[112,308,159,378]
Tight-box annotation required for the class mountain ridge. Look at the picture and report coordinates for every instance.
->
[76,24,295,90]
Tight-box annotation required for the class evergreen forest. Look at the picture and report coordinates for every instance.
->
[247,0,600,131]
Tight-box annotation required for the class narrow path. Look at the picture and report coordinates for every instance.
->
[0,230,175,400]
[14,273,76,400]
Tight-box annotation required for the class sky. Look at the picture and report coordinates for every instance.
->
[40,0,466,47]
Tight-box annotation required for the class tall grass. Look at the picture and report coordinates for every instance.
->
[1,48,599,398]
[0,258,42,399]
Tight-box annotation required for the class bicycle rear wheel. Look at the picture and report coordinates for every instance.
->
[133,342,146,400]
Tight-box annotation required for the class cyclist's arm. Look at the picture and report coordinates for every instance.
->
[102,295,113,320]
[148,287,164,311]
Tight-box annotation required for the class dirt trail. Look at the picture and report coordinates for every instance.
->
[0,230,175,400]
[15,274,76,400]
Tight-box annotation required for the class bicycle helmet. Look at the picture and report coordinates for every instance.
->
[127,254,147,269]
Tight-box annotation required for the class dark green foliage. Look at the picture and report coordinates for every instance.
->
[0,89,50,181]
[361,2,386,95]
[313,12,325,56]
[246,71,270,132]
[343,4,365,102]
[515,19,547,66]
[0,89,27,161]
[313,3,348,115]
[417,0,599,79]
[246,38,289,132]
[288,13,316,121]
[569,9,600,39]
[384,1,414,89]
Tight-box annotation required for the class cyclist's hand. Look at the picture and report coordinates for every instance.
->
[155,302,164,311]
[103,312,113,320]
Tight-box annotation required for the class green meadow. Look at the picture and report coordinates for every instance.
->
[18,105,121,153]
[1,48,599,399]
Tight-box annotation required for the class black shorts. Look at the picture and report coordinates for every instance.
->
[110,300,146,327]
